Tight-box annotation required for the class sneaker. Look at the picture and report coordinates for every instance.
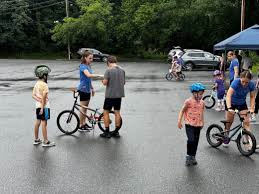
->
[215,107,221,111]
[33,139,42,145]
[191,156,198,165]
[100,132,111,138]
[78,128,91,132]
[78,124,91,132]
[222,143,229,147]
[185,155,192,166]
[111,131,120,138]
[256,145,259,149]
[42,141,55,147]
[250,115,256,122]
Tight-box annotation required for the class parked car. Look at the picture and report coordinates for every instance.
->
[77,48,109,62]
[181,51,220,71]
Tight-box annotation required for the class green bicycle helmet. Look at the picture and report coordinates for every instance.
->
[34,65,51,78]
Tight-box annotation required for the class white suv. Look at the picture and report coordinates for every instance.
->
[181,51,220,70]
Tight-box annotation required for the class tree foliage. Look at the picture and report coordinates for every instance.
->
[0,0,259,56]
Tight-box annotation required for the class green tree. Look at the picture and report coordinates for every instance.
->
[52,0,113,52]
[0,0,31,51]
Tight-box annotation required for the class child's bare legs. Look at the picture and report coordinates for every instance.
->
[79,100,89,127]
[41,120,48,143]
[34,120,41,140]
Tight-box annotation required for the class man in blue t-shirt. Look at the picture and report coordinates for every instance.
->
[227,51,239,85]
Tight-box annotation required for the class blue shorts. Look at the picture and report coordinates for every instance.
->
[217,91,225,100]
[36,108,50,120]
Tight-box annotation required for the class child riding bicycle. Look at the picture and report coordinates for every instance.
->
[170,56,182,80]
[178,83,206,166]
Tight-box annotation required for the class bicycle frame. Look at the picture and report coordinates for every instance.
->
[219,111,247,141]
[71,91,102,126]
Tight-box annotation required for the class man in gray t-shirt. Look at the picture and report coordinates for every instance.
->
[100,56,125,138]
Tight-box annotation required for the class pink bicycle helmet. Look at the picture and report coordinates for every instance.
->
[213,70,221,76]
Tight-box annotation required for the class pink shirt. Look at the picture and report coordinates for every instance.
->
[183,97,205,127]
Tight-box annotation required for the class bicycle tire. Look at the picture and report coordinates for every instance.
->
[57,110,79,135]
[165,73,173,81]
[206,124,223,147]
[97,111,123,132]
[203,95,216,109]
[236,130,256,157]
[179,73,185,81]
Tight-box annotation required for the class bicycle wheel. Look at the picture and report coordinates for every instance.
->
[179,73,185,81]
[206,124,223,147]
[57,110,79,135]
[97,111,123,132]
[236,130,256,156]
[202,95,216,109]
[165,73,173,80]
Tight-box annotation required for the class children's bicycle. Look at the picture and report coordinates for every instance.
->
[206,110,256,156]
[165,69,185,81]
[56,89,122,135]
[202,89,217,109]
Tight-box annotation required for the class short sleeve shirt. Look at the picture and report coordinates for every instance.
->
[229,58,239,80]
[32,80,50,108]
[215,79,225,93]
[183,97,205,127]
[231,78,255,105]
[104,66,125,98]
[78,64,92,93]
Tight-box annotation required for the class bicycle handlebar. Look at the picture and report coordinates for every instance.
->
[70,87,79,98]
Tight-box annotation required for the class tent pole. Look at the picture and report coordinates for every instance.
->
[224,49,227,73]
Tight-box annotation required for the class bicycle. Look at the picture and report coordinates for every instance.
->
[202,89,217,109]
[206,110,256,156]
[165,69,185,81]
[56,89,122,135]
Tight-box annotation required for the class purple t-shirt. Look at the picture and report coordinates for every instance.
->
[215,79,225,93]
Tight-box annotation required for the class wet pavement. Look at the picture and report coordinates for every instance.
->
[0,59,259,193]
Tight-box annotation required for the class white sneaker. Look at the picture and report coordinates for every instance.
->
[250,116,256,122]
[42,141,55,147]
[256,145,259,149]
[222,143,229,147]
[215,107,221,111]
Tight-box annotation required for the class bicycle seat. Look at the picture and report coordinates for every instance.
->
[220,120,230,124]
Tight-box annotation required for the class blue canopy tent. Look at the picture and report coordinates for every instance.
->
[214,24,259,50]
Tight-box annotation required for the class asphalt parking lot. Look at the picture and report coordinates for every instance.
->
[0,59,259,193]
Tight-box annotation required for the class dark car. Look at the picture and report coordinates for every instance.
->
[77,48,109,62]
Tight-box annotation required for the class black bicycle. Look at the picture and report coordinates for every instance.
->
[165,69,185,81]
[56,89,122,135]
[206,110,256,156]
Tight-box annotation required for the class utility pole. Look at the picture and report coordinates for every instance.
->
[65,0,71,60]
[241,0,245,31]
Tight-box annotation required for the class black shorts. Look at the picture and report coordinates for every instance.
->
[36,108,50,120]
[103,98,122,111]
[225,102,248,111]
[79,91,91,101]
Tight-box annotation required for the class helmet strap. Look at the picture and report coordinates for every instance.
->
[43,75,48,83]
